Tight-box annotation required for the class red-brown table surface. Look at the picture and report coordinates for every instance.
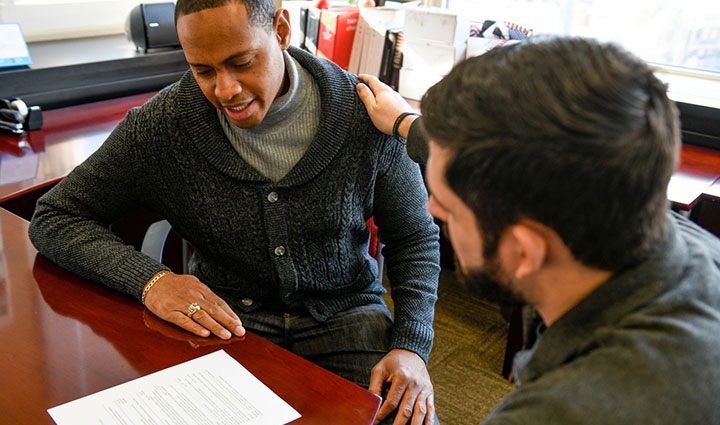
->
[0,209,380,425]
[0,92,156,202]
[669,144,720,209]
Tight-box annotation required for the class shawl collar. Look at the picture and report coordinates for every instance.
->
[177,46,358,186]
[514,213,686,384]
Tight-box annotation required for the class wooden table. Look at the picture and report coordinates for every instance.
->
[0,208,380,425]
[669,144,720,210]
[0,93,157,220]
[0,93,155,201]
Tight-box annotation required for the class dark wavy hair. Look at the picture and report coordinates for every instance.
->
[175,0,276,31]
[422,37,680,271]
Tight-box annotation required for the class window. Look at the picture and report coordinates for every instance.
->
[0,0,168,41]
[448,0,720,108]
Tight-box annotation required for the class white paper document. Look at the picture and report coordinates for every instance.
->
[47,350,301,425]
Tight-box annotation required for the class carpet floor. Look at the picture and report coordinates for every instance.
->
[384,268,514,424]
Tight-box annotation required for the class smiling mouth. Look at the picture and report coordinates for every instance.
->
[224,102,251,112]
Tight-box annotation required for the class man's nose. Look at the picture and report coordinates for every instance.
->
[215,71,241,102]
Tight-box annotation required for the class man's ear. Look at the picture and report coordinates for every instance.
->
[504,223,548,279]
[274,8,292,49]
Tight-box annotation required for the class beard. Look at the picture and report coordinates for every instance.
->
[457,255,523,310]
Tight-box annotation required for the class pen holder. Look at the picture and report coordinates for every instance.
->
[0,97,42,135]
[25,106,43,131]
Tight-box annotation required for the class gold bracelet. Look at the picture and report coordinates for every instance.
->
[141,270,172,305]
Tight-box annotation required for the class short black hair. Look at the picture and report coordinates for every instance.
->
[422,37,679,271]
[174,0,276,31]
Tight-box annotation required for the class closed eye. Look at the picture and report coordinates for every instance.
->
[232,59,253,70]
[192,66,213,76]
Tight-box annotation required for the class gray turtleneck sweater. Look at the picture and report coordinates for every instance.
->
[218,51,321,182]
[28,46,441,362]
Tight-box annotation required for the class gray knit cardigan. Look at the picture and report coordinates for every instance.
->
[28,47,441,361]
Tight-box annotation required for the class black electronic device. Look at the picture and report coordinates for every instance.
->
[125,2,180,53]
[0,97,42,136]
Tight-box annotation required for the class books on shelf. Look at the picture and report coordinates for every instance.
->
[348,6,404,77]
[378,28,402,89]
[304,7,322,55]
[293,4,407,84]
[389,30,404,90]
[347,11,367,74]
[298,7,308,50]
[292,4,475,101]
[283,0,315,49]
[316,7,360,70]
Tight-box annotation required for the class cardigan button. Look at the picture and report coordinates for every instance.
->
[267,192,279,203]
[274,246,286,256]
[241,298,253,306]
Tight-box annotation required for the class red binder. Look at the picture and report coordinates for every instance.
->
[316,7,360,71]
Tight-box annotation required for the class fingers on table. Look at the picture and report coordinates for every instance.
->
[194,299,245,339]
[187,306,231,339]
[176,312,212,337]
[202,293,245,336]
[172,297,244,340]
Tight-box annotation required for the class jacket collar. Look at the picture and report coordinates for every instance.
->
[513,212,686,383]
[177,46,359,186]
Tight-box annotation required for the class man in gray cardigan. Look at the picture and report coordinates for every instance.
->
[28,1,440,424]
[357,38,720,423]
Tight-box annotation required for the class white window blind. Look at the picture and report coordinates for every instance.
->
[448,0,720,106]
[0,0,168,41]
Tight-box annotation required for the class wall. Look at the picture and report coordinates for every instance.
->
[0,0,167,41]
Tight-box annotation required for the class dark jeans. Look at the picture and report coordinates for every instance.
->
[237,303,439,425]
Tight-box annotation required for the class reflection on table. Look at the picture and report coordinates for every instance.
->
[0,208,380,424]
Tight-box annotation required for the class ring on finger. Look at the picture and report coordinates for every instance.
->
[186,302,201,318]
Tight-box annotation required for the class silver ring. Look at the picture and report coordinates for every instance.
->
[186,302,201,318]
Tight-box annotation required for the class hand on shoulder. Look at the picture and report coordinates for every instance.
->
[356,74,420,140]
